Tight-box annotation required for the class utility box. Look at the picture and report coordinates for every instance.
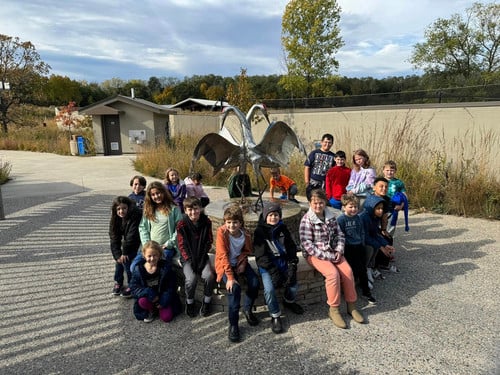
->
[77,136,86,155]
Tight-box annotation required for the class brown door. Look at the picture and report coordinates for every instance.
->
[102,115,122,155]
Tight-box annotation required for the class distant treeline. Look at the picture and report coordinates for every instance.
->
[33,73,500,109]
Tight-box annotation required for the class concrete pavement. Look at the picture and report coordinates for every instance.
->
[0,150,498,374]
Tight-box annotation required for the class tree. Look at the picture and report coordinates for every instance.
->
[0,34,50,133]
[410,2,500,85]
[226,68,254,112]
[280,0,344,97]
[45,75,82,106]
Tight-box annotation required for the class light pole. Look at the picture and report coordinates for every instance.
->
[0,80,10,220]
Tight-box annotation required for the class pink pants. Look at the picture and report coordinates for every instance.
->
[306,256,357,307]
[138,297,174,322]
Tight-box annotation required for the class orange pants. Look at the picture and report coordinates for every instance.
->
[306,256,357,307]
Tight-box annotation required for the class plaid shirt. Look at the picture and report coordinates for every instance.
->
[299,207,345,263]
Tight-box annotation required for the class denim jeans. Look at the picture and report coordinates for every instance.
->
[222,265,259,326]
[114,252,136,286]
[259,267,298,318]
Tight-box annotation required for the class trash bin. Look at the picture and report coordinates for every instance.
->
[77,136,86,155]
[70,135,78,156]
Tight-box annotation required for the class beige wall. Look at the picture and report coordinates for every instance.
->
[169,102,500,172]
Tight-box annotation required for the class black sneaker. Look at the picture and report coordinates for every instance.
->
[185,302,197,318]
[283,301,304,315]
[112,284,121,296]
[120,287,132,298]
[363,292,377,305]
[200,301,211,317]
[243,309,259,326]
[271,316,283,334]
[144,311,155,323]
[228,325,240,342]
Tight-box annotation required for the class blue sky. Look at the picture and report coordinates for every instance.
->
[1,0,478,83]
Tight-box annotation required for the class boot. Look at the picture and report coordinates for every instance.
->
[328,306,346,329]
[347,302,365,324]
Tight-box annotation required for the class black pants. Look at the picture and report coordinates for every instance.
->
[344,243,370,295]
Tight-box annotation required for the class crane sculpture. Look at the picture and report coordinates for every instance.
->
[191,104,306,211]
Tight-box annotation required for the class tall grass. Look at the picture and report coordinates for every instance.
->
[0,122,95,155]
[136,115,499,219]
[0,157,12,184]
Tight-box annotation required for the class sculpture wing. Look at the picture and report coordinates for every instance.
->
[254,121,307,167]
[192,134,240,175]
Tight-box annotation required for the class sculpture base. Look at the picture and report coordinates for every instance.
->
[205,198,304,242]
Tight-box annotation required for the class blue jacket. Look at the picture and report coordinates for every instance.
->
[359,195,389,250]
[130,258,178,308]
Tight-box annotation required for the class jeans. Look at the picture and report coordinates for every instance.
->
[183,260,215,300]
[222,265,260,326]
[259,267,298,318]
[114,252,136,286]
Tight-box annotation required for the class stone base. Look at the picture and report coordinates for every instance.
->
[183,253,326,313]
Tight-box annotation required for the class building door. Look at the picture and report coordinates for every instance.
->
[102,115,122,155]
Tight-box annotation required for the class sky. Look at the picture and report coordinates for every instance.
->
[1,0,480,84]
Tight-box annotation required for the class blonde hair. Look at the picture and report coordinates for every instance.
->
[142,240,163,258]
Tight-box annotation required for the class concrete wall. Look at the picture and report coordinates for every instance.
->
[169,113,221,137]
[173,102,499,172]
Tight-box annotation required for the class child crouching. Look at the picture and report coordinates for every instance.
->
[130,240,181,323]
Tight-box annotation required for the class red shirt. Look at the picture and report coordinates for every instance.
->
[325,165,351,200]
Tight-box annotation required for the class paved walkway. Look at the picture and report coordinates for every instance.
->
[0,150,498,375]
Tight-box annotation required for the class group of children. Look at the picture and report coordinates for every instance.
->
[108,136,408,337]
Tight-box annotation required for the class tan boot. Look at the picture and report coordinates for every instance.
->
[329,306,346,329]
[347,302,365,324]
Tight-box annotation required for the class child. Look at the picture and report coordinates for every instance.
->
[346,149,376,203]
[383,160,409,234]
[304,133,335,200]
[215,205,260,342]
[359,195,398,276]
[128,175,147,210]
[134,182,183,272]
[109,196,142,297]
[269,167,299,203]
[325,150,351,209]
[176,197,215,317]
[299,189,365,329]
[336,194,376,304]
[130,240,181,323]
[184,172,210,208]
[254,202,304,334]
[164,167,186,212]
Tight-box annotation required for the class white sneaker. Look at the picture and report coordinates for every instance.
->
[144,312,155,323]
[387,225,395,236]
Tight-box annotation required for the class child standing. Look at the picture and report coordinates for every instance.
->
[164,167,186,213]
[325,150,351,209]
[130,240,181,323]
[254,202,304,334]
[336,194,376,304]
[128,175,147,210]
[109,196,142,297]
[176,197,216,317]
[185,172,210,208]
[137,181,183,266]
[269,167,299,203]
[346,149,376,202]
[215,205,260,342]
[299,189,365,329]
[304,133,335,200]
[383,160,409,234]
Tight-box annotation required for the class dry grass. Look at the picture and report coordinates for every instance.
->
[136,114,499,219]
[0,157,12,184]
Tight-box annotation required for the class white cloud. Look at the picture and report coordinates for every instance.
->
[0,0,479,82]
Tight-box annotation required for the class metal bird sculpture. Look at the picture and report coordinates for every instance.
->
[191,104,306,210]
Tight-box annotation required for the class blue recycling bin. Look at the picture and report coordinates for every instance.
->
[77,136,86,155]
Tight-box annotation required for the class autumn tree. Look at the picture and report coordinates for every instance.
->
[226,68,254,112]
[280,0,344,98]
[0,34,51,133]
[410,2,500,85]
